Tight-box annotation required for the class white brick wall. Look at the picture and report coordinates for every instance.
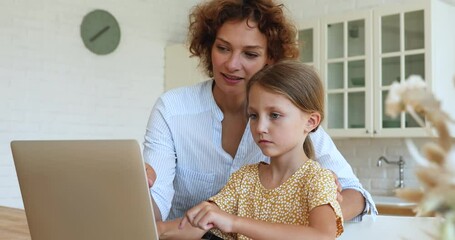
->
[0,0,200,208]
[333,138,428,196]
[1,0,453,209]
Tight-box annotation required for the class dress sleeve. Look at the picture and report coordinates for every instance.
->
[208,168,244,215]
[143,97,177,220]
[310,127,378,220]
[307,168,344,237]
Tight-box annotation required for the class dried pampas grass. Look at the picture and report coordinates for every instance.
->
[385,75,455,240]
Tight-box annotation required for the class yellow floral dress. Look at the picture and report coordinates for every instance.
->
[208,160,343,240]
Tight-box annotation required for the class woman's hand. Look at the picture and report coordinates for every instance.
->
[179,201,236,233]
[156,220,165,236]
[331,171,343,203]
[145,163,157,188]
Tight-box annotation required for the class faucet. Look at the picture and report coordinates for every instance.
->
[377,156,405,188]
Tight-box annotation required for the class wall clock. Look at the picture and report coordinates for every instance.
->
[80,9,121,55]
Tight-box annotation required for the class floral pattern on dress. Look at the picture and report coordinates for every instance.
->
[209,160,344,240]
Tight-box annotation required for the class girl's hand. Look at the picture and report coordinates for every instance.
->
[179,201,236,233]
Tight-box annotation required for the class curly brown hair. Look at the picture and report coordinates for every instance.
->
[188,0,299,77]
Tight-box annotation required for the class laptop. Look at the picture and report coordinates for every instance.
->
[10,140,159,240]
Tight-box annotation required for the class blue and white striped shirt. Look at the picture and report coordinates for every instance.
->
[144,80,376,221]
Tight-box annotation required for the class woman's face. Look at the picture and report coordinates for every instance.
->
[211,19,272,97]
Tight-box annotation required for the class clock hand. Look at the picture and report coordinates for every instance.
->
[90,26,110,42]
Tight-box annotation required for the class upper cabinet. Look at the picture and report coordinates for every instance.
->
[298,20,320,70]
[320,11,373,137]
[301,0,455,138]
[373,1,455,137]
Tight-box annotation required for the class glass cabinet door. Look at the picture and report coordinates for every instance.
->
[378,10,425,132]
[298,21,320,70]
[322,11,372,137]
[298,1,452,138]
[299,29,314,63]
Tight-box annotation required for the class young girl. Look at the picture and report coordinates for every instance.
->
[158,60,343,240]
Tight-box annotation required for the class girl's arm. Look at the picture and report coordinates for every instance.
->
[181,201,341,240]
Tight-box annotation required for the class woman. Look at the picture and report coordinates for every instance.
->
[144,0,376,222]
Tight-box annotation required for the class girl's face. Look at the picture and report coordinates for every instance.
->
[211,19,272,97]
[247,84,315,159]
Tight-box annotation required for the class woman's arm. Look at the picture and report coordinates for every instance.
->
[143,97,178,221]
[144,163,163,221]
[181,202,340,240]
[340,189,366,220]
[310,127,376,220]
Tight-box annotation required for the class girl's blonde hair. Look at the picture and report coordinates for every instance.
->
[246,60,324,159]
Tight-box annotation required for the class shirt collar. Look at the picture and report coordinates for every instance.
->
[206,79,224,121]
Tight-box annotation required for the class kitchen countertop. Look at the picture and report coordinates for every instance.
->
[0,206,30,240]
[339,215,441,240]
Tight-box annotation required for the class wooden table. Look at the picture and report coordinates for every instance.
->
[0,206,31,240]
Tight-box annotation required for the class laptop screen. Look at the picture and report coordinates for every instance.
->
[11,139,159,240]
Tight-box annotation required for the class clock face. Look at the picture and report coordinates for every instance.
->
[80,9,121,55]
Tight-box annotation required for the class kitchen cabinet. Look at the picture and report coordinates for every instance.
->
[372,0,455,137]
[299,0,455,138]
[320,11,373,137]
[372,196,417,216]
[297,20,320,70]
[376,205,416,216]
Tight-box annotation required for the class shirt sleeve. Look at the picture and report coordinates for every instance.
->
[310,127,378,220]
[143,97,176,220]
[307,168,344,237]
